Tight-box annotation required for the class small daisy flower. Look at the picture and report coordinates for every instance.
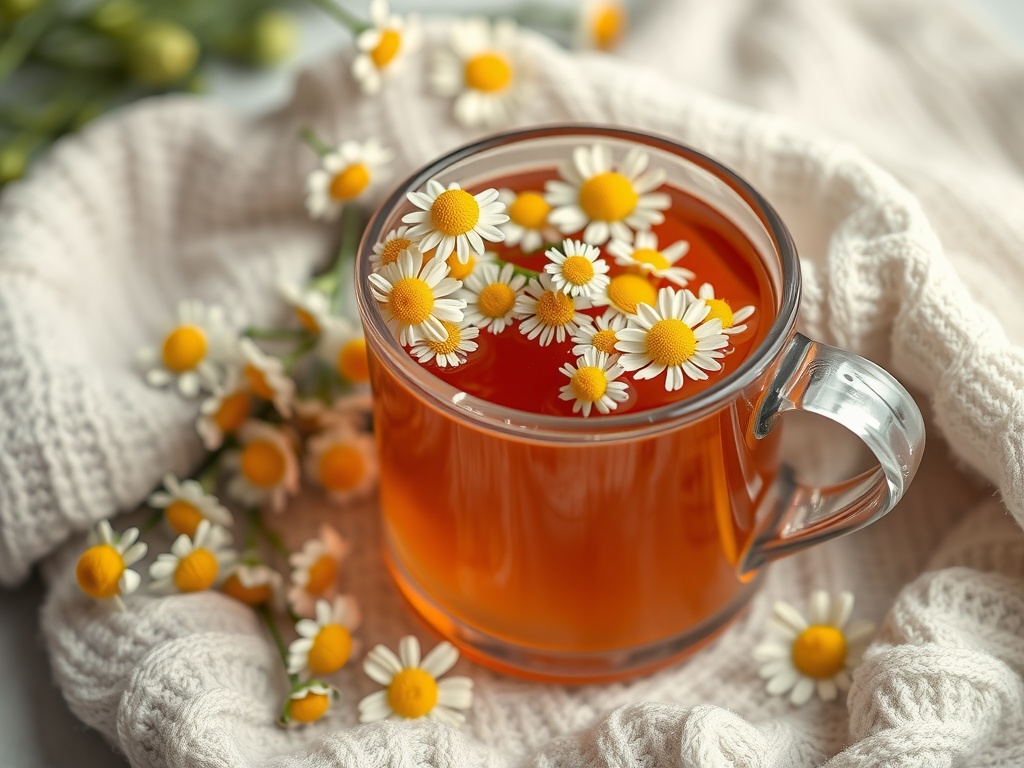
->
[543,238,610,298]
[578,0,627,51]
[430,17,529,128]
[698,283,756,336]
[147,473,233,537]
[459,261,526,334]
[411,319,480,368]
[515,273,591,347]
[284,681,335,726]
[754,591,876,705]
[370,225,416,272]
[224,420,300,513]
[442,249,495,282]
[305,426,378,503]
[367,247,466,346]
[571,313,625,357]
[293,391,374,434]
[545,143,670,246]
[237,338,295,417]
[289,526,349,618]
[558,349,630,417]
[278,282,330,334]
[195,368,252,450]
[352,0,421,95]
[402,179,508,264]
[148,520,235,594]
[305,138,393,221]
[598,272,658,322]
[222,561,282,607]
[287,596,361,677]
[316,315,370,384]
[137,300,230,397]
[607,230,695,288]
[75,520,147,609]
[360,636,473,725]
[615,287,729,391]
[496,189,555,252]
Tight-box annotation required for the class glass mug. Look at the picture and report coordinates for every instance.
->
[354,126,925,682]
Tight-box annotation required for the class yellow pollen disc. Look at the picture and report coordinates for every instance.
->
[704,298,735,329]
[244,364,276,401]
[290,691,330,724]
[477,282,516,318]
[161,325,207,373]
[792,625,848,679]
[593,5,626,50]
[463,51,512,92]
[578,172,638,222]
[173,548,219,592]
[630,247,670,271]
[370,28,402,68]
[607,274,656,314]
[317,443,366,492]
[380,236,412,266]
[508,191,550,229]
[165,499,204,537]
[591,328,618,355]
[388,277,435,325]
[535,290,575,327]
[307,624,353,675]
[561,255,595,286]
[571,367,608,403]
[212,390,251,434]
[294,307,320,333]
[305,554,338,595]
[646,318,697,367]
[387,668,439,719]
[75,544,125,599]
[430,189,480,236]
[240,439,287,488]
[222,574,272,606]
[427,320,462,355]
[328,163,370,201]
[445,252,476,280]
[338,338,370,383]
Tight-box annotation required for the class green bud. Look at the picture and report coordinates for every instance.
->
[90,0,143,40]
[1,0,41,21]
[246,10,297,67]
[0,145,28,185]
[127,19,199,86]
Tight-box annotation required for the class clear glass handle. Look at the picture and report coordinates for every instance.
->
[740,333,926,573]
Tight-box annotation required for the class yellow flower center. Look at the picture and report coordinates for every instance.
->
[222,573,272,606]
[161,325,207,373]
[578,172,638,222]
[307,624,353,675]
[328,163,370,201]
[244,364,276,401]
[387,668,439,719]
[240,439,287,488]
[630,247,670,271]
[380,236,412,267]
[173,548,219,592]
[371,28,402,68]
[165,499,204,537]
[791,625,848,679]
[592,4,626,50]
[507,191,550,229]
[317,443,366,492]
[704,298,735,329]
[560,255,595,286]
[445,252,477,280]
[430,189,480,236]
[535,290,575,327]
[294,307,320,333]
[606,274,656,314]
[591,328,619,355]
[388,277,435,325]
[305,554,337,595]
[290,691,330,724]
[477,282,516,318]
[75,544,125,599]
[571,367,608,403]
[646,318,697,367]
[338,337,369,383]
[426,320,462,355]
[464,51,512,92]
[212,390,251,434]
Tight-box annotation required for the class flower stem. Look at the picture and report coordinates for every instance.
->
[253,514,291,558]
[498,258,540,280]
[257,604,299,685]
[283,336,318,372]
[306,0,370,34]
[299,126,333,158]
[137,508,164,535]
[245,507,260,552]
[331,204,363,313]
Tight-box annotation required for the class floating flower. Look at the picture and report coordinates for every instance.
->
[578,0,627,51]
[224,421,300,513]
[615,287,728,391]
[75,520,147,609]
[237,338,294,417]
[571,313,624,357]
[316,316,370,384]
[367,247,466,346]
[443,250,494,282]
[459,261,526,335]
[137,300,230,397]
[287,596,361,677]
[370,225,416,272]
[543,238,610,299]
[352,0,421,95]
[515,273,591,347]
[410,320,480,368]
[148,520,235,594]
[754,591,876,705]
[598,273,658,322]
[289,526,349,617]
[558,349,630,417]
[698,283,755,336]
[496,188,554,252]
[607,230,694,288]
[147,473,233,537]
[430,17,528,128]
[195,368,252,450]
[545,144,670,245]
[284,681,334,725]
[402,179,508,264]
[305,138,393,221]
[360,636,473,725]
[222,561,282,607]
[278,282,330,334]
[305,426,378,503]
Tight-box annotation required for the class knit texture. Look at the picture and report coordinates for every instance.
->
[4,0,1024,764]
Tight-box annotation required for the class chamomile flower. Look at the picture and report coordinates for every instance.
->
[352,0,421,95]
[367,247,466,346]
[578,0,627,51]
[545,144,670,245]
[496,189,555,252]
[137,300,230,397]
[607,231,695,288]
[359,636,473,725]
[195,368,252,450]
[305,426,378,503]
[287,596,361,677]
[571,313,625,357]
[459,261,526,334]
[544,238,610,298]
[278,282,330,334]
[754,591,875,705]
[442,249,494,282]
[402,179,508,264]
[615,287,729,391]
[222,561,282,607]
[430,17,528,128]
[148,520,235,594]
[305,138,393,221]
[147,473,233,537]
[238,338,294,417]
[598,273,658,322]
[284,682,334,725]
[411,320,479,368]
[370,225,416,272]
[288,526,349,618]
[75,520,147,609]
[224,420,299,513]
[697,283,756,336]
[316,316,369,384]
[558,349,629,417]
[515,274,591,347]
[293,392,374,434]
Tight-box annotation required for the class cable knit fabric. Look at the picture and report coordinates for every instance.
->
[2,0,1024,764]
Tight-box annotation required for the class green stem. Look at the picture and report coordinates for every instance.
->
[0,1,57,85]
[283,336,317,372]
[306,0,370,34]
[331,204,363,313]
[242,327,309,341]
[498,258,540,280]
[299,126,333,157]
[245,507,260,552]
[257,605,297,684]
[254,514,291,557]
[137,508,164,535]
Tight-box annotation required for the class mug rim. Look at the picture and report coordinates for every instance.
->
[355,125,801,442]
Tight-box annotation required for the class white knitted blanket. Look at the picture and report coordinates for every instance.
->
[4,0,1024,765]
